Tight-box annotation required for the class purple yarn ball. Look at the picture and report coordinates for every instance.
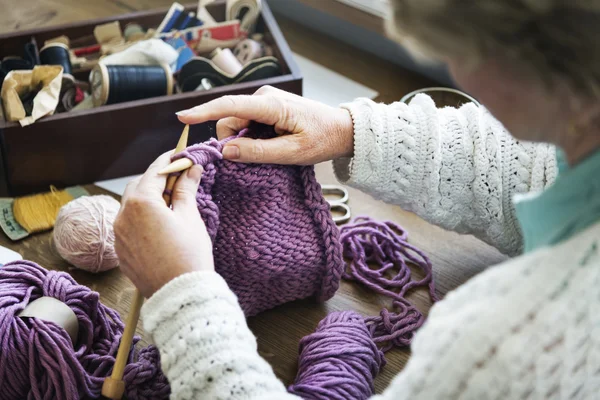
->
[0,261,169,399]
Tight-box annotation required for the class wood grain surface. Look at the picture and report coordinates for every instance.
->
[0,0,506,394]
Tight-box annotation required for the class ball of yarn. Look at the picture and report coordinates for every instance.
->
[0,260,170,399]
[53,195,121,273]
[288,311,385,400]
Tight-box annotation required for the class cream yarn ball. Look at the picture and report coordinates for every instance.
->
[53,195,121,273]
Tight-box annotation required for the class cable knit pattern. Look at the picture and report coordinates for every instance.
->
[142,223,600,400]
[333,95,558,256]
[171,126,345,316]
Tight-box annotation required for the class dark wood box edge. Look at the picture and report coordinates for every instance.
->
[0,0,303,196]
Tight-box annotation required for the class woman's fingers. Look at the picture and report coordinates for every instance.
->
[174,87,352,165]
[176,95,283,126]
[136,151,173,198]
[171,165,204,216]
[216,117,250,139]
[222,135,308,164]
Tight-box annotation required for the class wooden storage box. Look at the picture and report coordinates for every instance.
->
[0,1,302,196]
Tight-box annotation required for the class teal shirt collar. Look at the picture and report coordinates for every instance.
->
[514,148,600,253]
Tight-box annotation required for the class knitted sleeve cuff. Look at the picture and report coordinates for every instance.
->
[141,270,243,335]
[333,98,383,190]
[141,271,297,398]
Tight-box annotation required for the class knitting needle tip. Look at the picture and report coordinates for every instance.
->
[176,125,189,153]
[159,125,192,174]
[159,158,194,175]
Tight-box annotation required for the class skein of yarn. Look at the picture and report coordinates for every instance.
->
[12,186,75,234]
[0,260,169,399]
[53,195,121,273]
[288,311,385,400]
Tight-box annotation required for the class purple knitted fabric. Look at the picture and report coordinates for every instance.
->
[0,261,170,400]
[173,126,345,316]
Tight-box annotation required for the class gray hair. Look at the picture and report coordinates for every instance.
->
[387,0,600,97]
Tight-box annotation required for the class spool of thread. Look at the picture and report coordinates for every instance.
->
[0,57,33,82]
[233,39,264,64]
[39,42,73,77]
[53,195,121,273]
[90,63,173,106]
[0,260,170,399]
[1,56,33,70]
[210,47,243,76]
[12,186,75,234]
[124,23,146,42]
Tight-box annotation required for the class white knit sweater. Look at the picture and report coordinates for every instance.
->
[141,95,600,399]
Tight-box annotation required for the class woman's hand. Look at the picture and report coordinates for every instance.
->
[114,152,213,298]
[176,85,355,165]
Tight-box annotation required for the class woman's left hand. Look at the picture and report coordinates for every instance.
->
[114,152,214,298]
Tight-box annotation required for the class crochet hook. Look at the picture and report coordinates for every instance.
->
[102,124,191,400]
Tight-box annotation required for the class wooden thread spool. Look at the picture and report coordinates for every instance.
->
[12,186,74,234]
[39,42,73,77]
[90,63,174,107]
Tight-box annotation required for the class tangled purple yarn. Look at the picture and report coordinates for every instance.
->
[289,217,438,399]
[0,261,170,400]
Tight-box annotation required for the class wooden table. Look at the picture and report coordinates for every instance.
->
[1,1,507,394]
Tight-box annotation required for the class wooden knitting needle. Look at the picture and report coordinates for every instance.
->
[102,124,191,400]
[159,157,194,175]
[162,124,190,204]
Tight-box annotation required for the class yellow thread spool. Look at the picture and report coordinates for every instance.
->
[13,186,74,233]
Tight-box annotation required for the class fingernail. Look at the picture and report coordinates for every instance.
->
[222,145,240,160]
[176,109,191,116]
[188,165,203,181]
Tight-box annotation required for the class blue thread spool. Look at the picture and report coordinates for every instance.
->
[90,63,173,106]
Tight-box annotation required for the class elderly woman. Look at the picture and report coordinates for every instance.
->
[115,1,600,398]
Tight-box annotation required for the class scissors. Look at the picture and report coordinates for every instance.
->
[322,184,351,224]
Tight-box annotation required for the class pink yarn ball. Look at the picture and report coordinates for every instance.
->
[53,195,121,273]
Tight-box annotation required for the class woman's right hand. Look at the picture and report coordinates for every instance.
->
[176,86,355,165]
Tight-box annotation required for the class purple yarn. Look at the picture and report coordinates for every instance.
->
[288,311,385,400]
[0,127,436,400]
[290,217,437,399]
[0,261,170,400]
[172,129,437,399]
[341,216,438,351]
